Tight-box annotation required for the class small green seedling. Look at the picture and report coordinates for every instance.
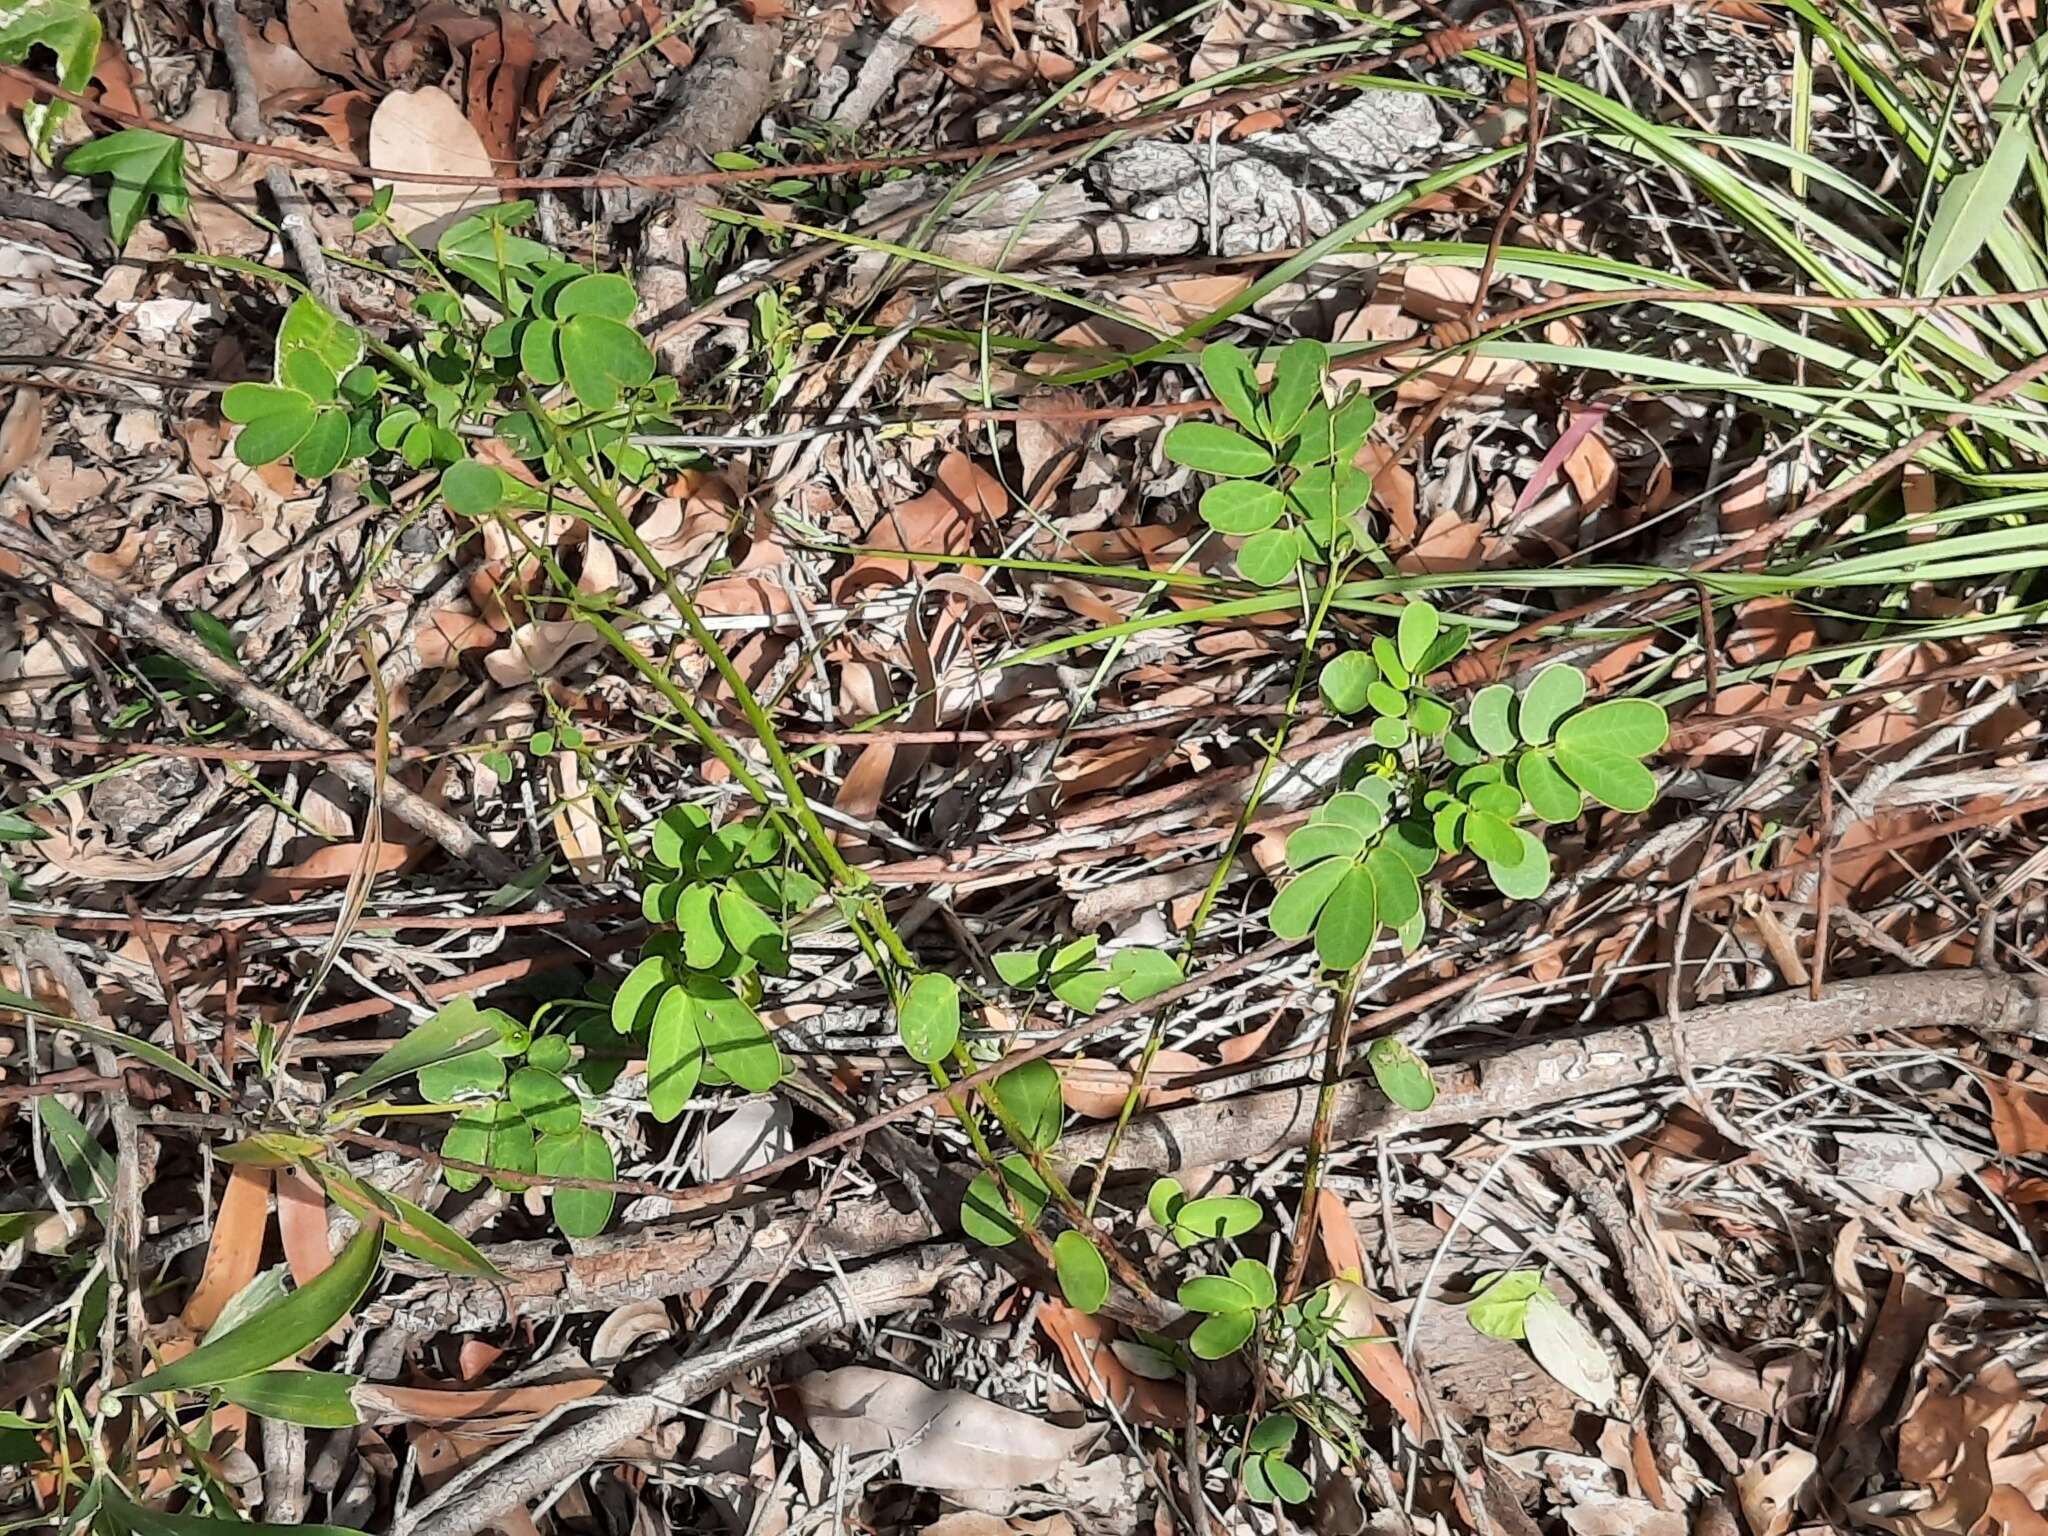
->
[1226,1412,1314,1505]
[1164,338,1380,586]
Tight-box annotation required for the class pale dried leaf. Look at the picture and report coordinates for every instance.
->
[1737,1447,1817,1536]
[795,1366,1101,1489]
[368,87,496,234]
[692,1097,794,1181]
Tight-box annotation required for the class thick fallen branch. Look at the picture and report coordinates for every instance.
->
[1058,967,2046,1174]
[391,969,2044,1331]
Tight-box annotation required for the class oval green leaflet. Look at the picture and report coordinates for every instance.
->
[1164,422,1275,477]
[1198,341,1265,436]
[1319,651,1377,714]
[537,1127,616,1238]
[117,1224,382,1397]
[898,973,962,1066]
[508,1065,581,1135]
[992,1058,1063,1151]
[1192,1309,1256,1359]
[1270,855,1351,941]
[1236,526,1302,586]
[1366,1036,1436,1111]
[960,1156,1051,1247]
[646,984,703,1122]
[1179,1274,1254,1314]
[1516,664,1586,745]
[441,1101,534,1193]
[1053,1229,1111,1314]
[1171,1194,1263,1246]
[1553,698,1668,758]
[1554,747,1658,813]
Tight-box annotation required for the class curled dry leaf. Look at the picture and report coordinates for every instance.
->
[353,1377,606,1427]
[591,1300,672,1366]
[1057,1050,1201,1117]
[485,618,596,686]
[368,87,497,234]
[794,1366,1102,1490]
[692,1096,794,1181]
[549,750,608,883]
[1736,1447,1817,1536]
[1036,1300,1186,1428]
[835,452,1002,600]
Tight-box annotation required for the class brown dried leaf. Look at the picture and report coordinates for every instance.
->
[1736,1447,1816,1536]
[1036,1300,1186,1428]
[287,0,365,81]
[417,608,498,670]
[277,1162,334,1286]
[1316,1191,1425,1438]
[1056,1050,1201,1117]
[355,1378,606,1426]
[549,751,609,882]
[835,452,1002,599]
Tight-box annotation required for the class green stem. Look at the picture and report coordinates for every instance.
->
[1082,551,1357,1215]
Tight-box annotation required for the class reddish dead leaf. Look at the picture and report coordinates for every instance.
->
[1397,511,1484,574]
[1564,421,1618,516]
[1054,733,1177,797]
[1016,391,1089,512]
[1392,265,1480,324]
[287,0,365,81]
[465,11,536,171]
[835,452,1002,600]
[1315,1191,1425,1438]
[1057,1050,1201,1117]
[1839,1267,1941,1434]
[416,607,497,669]
[277,1163,334,1285]
[1899,1364,2028,1483]
[632,0,694,66]
[180,1164,271,1331]
[1357,440,1415,545]
[290,88,372,158]
[1986,1079,2048,1158]
[237,15,327,104]
[0,387,43,479]
[89,40,141,116]
[1037,1300,1186,1428]
[1684,597,1821,756]
[456,1339,504,1382]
